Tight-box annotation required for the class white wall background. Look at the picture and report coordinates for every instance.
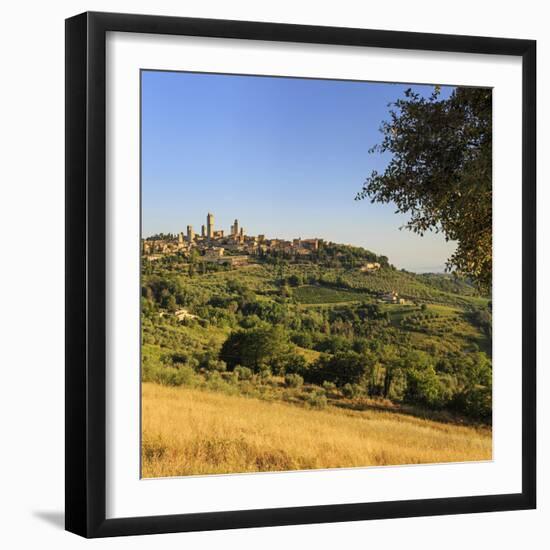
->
[0,1,546,548]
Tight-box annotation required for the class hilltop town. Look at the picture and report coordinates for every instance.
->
[140,210,493,477]
[142,212,382,271]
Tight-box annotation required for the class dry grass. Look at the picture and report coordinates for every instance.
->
[142,382,492,478]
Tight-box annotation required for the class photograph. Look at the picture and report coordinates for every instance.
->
[0,0,542,544]
[140,69,493,478]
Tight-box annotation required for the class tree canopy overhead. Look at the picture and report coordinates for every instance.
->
[356,87,492,290]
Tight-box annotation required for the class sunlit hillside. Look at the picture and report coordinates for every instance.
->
[142,383,492,478]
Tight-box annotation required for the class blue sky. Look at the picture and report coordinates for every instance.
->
[141,70,456,272]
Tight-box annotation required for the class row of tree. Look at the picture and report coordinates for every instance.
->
[217,324,491,421]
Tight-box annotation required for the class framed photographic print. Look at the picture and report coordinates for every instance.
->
[65,11,536,538]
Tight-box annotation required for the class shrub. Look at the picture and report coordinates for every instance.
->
[306,391,328,410]
[204,371,238,395]
[234,365,253,381]
[206,370,223,383]
[452,386,492,422]
[342,383,361,399]
[228,371,240,384]
[169,351,191,364]
[155,365,197,387]
[315,335,349,354]
[404,366,445,408]
[219,325,292,371]
[272,353,307,376]
[306,351,372,387]
[204,358,227,372]
[291,332,313,349]
[257,364,272,381]
[284,373,304,388]
[287,274,303,287]
[322,381,337,392]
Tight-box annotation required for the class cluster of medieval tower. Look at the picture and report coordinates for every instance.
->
[183,212,245,244]
[142,211,325,263]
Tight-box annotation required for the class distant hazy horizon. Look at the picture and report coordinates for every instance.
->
[141,70,457,272]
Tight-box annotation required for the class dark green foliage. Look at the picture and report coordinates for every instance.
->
[145,232,176,241]
[357,87,492,290]
[234,365,253,380]
[404,366,446,408]
[315,335,351,354]
[141,246,492,422]
[291,331,314,349]
[284,373,304,388]
[306,351,373,388]
[287,274,303,287]
[203,358,227,372]
[219,325,292,372]
[240,299,286,324]
[262,241,388,269]
[469,306,492,338]
[271,353,307,376]
[452,386,492,423]
[342,383,361,399]
[322,381,337,392]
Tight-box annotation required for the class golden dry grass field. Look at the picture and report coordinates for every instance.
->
[142,382,492,478]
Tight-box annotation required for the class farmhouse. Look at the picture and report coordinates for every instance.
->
[381,291,399,303]
[174,308,198,321]
[361,262,381,272]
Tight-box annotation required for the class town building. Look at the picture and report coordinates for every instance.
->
[204,247,225,259]
[206,212,214,239]
[380,291,405,304]
[231,219,240,237]
[141,213,352,271]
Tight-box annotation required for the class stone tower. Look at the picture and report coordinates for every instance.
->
[186,225,195,243]
[201,224,206,238]
[232,219,239,236]
[207,212,214,239]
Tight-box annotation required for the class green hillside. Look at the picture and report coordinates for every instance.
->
[141,248,492,424]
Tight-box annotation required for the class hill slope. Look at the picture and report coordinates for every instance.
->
[142,383,492,478]
[142,256,492,426]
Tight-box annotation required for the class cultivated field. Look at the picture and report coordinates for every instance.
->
[293,285,366,304]
[141,382,492,478]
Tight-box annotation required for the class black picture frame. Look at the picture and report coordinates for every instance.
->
[65,11,536,538]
